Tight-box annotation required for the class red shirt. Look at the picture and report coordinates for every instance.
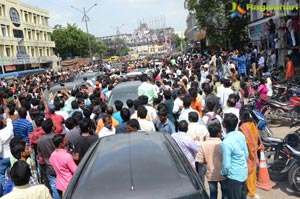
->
[29,127,45,148]
[46,110,64,134]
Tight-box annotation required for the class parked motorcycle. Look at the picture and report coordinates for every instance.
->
[264,120,300,184]
[287,144,300,192]
[263,99,300,127]
[272,83,300,104]
[244,97,273,137]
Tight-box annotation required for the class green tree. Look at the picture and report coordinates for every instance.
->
[51,24,107,59]
[107,37,129,57]
[188,0,227,48]
[188,0,248,49]
[171,34,185,51]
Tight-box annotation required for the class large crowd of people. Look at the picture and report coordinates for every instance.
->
[0,47,298,199]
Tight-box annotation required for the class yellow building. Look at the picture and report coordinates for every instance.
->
[0,0,56,73]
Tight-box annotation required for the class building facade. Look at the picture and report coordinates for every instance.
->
[247,0,299,65]
[0,0,56,74]
[184,0,206,51]
[98,23,175,59]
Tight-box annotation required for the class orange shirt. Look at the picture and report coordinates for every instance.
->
[191,99,203,118]
[96,117,119,134]
[286,60,295,79]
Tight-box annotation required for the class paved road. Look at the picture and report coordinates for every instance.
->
[256,126,300,199]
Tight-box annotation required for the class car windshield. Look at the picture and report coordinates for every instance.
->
[108,92,139,107]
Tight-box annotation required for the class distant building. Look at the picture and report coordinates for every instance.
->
[184,0,206,50]
[98,23,175,59]
[0,0,56,73]
[247,0,299,66]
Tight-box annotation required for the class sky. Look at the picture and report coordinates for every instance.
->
[20,0,188,37]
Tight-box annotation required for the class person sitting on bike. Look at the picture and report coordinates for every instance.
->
[256,78,268,111]
[257,78,268,101]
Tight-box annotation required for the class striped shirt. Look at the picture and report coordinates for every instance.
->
[13,118,33,143]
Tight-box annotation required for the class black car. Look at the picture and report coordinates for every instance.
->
[64,133,209,199]
[107,80,142,109]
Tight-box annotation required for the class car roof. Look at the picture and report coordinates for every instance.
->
[49,82,75,93]
[74,72,99,81]
[125,72,142,77]
[66,133,205,199]
[111,80,141,93]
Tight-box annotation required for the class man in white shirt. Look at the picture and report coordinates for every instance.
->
[98,114,116,138]
[54,98,69,121]
[286,16,296,47]
[179,96,201,124]
[173,88,186,117]
[257,53,265,78]
[223,94,240,128]
[138,74,158,105]
[137,106,155,132]
[2,160,52,199]
[0,108,14,192]
[202,99,223,127]
[138,95,157,122]
[187,112,209,145]
[264,72,273,98]
[270,50,276,70]
[216,79,233,111]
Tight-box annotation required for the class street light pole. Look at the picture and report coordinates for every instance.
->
[0,54,4,74]
[111,24,125,56]
[71,3,97,65]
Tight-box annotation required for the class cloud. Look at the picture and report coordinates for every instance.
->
[114,0,161,8]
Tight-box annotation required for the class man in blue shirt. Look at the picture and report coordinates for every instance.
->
[171,120,199,168]
[221,113,248,199]
[13,107,33,144]
[113,100,123,124]
[231,51,250,78]
[156,105,176,134]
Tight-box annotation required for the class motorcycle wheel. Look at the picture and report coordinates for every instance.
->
[288,163,300,192]
[264,109,284,127]
[259,126,273,137]
[265,151,288,181]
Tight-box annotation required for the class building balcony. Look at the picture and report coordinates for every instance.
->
[24,40,55,48]
[0,37,18,45]
[0,17,10,24]
[22,23,53,32]
[0,55,56,66]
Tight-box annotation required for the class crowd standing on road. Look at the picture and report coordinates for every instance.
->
[0,47,299,199]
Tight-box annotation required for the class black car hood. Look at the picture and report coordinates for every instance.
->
[65,133,203,199]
